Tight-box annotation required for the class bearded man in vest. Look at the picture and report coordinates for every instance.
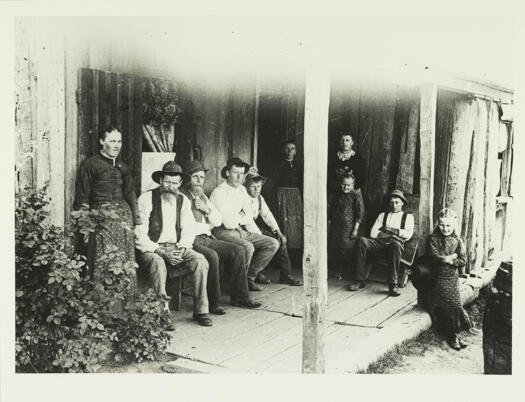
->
[348,189,414,296]
[135,161,213,329]
[180,160,262,309]
[243,168,303,287]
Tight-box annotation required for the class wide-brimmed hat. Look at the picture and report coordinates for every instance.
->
[182,160,208,176]
[152,161,184,184]
[244,167,267,186]
[388,189,408,205]
[220,157,250,179]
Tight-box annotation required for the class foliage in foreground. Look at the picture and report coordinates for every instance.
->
[15,187,170,373]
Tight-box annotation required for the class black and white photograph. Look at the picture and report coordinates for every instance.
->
[2,1,523,401]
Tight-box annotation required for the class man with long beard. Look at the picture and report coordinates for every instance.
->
[135,161,212,329]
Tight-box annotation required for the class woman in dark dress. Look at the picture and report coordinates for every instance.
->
[428,208,472,350]
[74,126,140,294]
[328,172,364,279]
[328,133,363,193]
[272,141,303,257]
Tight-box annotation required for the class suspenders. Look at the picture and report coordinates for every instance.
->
[382,211,408,229]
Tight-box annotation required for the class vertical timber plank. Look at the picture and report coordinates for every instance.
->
[445,97,475,232]
[418,84,437,253]
[395,89,419,194]
[302,71,330,374]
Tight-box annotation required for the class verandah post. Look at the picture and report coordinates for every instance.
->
[418,83,437,253]
[301,70,330,373]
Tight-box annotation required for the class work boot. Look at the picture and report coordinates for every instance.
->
[348,281,366,291]
[160,311,176,332]
[388,284,401,297]
[255,272,271,284]
[279,274,303,286]
[248,280,263,291]
[232,298,262,309]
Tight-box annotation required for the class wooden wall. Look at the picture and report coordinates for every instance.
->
[15,19,256,226]
[328,80,420,231]
[328,81,510,271]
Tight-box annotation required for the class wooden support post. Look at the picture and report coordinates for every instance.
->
[302,71,330,374]
[418,84,437,253]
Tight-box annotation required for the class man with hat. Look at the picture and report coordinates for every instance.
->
[243,167,303,286]
[348,189,414,296]
[135,160,213,328]
[180,159,262,309]
[210,157,279,291]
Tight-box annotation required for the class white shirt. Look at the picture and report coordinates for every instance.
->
[183,189,222,236]
[135,190,196,253]
[209,181,254,229]
[245,194,279,234]
[370,211,414,240]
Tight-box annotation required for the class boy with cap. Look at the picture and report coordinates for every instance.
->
[243,167,303,286]
[348,189,414,296]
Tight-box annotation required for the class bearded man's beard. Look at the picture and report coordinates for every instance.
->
[160,189,179,204]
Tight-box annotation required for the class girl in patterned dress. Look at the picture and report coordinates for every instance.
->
[428,208,472,350]
[328,172,364,279]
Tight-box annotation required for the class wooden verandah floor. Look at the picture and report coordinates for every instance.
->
[165,267,425,373]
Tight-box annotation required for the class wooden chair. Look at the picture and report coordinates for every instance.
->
[165,264,193,311]
[365,240,418,288]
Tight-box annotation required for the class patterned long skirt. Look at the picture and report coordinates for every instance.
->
[433,272,472,334]
[87,199,137,296]
[275,187,303,250]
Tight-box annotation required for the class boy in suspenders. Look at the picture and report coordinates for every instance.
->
[348,189,414,296]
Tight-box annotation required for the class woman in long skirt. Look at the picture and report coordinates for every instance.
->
[272,141,303,260]
[428,208,472,350]
[74,126,140,295]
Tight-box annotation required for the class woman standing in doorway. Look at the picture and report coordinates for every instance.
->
[74,126,140,293]
[328,132,363,192]
[272,140,303,263]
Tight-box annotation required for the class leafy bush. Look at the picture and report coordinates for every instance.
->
[15,187,171,372]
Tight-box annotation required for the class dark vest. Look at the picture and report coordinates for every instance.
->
[254,195,271,232]
[147,187,183,243]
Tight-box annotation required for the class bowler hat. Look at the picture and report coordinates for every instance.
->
[182,160,208,176]
[389,189,408,205]
[244,167,267,186]
[152,161,184,184]
[220,157,250,179]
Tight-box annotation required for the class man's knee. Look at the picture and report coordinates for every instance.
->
[356,236,368,249]
[141,252,167,273]
[245,242,255,256]
[268,237,279,252]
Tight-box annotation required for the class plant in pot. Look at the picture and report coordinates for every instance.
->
[141,78,182,191]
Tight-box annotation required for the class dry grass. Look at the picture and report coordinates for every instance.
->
[359,289,487,374]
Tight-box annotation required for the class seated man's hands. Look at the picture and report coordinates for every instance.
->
[275,230,287,246]
[155,245,185,266]
[194,197,211,215]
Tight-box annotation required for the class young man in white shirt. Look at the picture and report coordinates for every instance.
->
[243,169,303,286]
[180,160,261,309]
[348,190,414,296]
[210,157,279,291]
[135,161,212,328]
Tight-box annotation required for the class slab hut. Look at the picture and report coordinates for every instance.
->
[15,18,515,373]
